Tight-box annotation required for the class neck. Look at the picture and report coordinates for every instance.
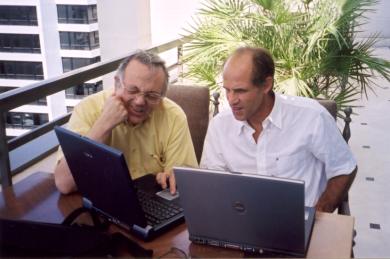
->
[247,91,275,132]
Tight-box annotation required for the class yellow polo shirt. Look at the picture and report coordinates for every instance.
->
[57,88,198,179]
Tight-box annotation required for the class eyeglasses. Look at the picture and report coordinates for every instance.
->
[120,81,163,104]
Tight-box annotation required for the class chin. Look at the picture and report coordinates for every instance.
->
[232,113,246,121]
[128,115,148,125]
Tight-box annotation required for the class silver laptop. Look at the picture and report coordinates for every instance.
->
[174,167,315,257]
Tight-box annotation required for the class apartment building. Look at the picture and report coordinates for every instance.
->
[0,0,101,139]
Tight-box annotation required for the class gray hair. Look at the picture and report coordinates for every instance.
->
[116,50,169,95]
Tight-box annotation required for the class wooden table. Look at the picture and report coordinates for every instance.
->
[0,172,355,258]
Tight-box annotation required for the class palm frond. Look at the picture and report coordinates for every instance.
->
[182,0,387,109]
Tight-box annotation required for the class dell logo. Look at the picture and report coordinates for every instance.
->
[83,152,93,158]
[233,201,246,213]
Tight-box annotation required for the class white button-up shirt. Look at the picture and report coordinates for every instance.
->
[200,94,357,206]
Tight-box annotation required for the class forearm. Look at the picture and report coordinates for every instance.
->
[316,167,357,212]
[54,158,77,194]
[86,116,115,143]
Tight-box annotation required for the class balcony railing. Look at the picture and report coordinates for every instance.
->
[0,37,188,188]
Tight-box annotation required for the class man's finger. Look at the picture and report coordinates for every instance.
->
[168,173,176,195]
[158,173,168,189]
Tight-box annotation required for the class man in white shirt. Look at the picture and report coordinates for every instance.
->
[200,47,357,212]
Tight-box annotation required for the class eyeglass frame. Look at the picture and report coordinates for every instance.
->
[118,79,164,104]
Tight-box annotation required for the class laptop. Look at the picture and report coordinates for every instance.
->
[174,167,315,257]
[54,126,184,240]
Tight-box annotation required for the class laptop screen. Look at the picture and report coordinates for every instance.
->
[54,126,146,228]
[174,167,312,256]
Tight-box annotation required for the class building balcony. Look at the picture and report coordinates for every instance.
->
[0,36,389,258]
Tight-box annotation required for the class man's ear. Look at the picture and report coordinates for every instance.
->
[263,76,273,94]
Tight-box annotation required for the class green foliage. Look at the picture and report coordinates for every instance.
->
[183,0,390,109]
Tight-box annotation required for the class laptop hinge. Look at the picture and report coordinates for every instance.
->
[82,197,93,209]
[132,224,153,239]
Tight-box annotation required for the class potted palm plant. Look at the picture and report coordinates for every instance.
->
[183,0,390,111]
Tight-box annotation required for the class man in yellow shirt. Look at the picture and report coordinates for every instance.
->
[54,50,197,195]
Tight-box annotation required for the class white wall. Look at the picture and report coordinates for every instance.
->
[97,0,152,59]
[97,0,153,88]
[150,0,201,46]
[37,0,67,119]
[97,0,201,88]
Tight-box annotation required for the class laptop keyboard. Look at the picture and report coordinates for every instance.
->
[136,189,183,226]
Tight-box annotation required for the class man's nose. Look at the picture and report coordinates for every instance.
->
[133,93,146,105]
[227,92,239,105]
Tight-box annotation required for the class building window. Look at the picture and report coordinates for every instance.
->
[57,5,98,24]
[0,6,38,26]
[0,61,44,80]
[66,106,74,113]
[6,112,48,129]
[0,33,40,53]
[62,56,100,72]
[65,81,103,99]
[0,86,14,94]
[59,31,99,50]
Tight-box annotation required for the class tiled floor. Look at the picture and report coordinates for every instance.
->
[348,47,390,258]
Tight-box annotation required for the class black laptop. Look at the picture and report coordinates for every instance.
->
[54,126,184,240]
[174,167,316,257]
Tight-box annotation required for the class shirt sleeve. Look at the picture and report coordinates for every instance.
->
[55,99,99,164]
[163,112,198,171]
[310,110,357,180]
[200,117,230,171]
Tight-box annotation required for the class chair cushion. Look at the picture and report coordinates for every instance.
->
[166,85,210,163]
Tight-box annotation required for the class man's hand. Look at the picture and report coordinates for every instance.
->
[87,93,128,142]
[100,93,128,127]
[156,170,176,195]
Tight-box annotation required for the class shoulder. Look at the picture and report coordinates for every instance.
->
[75,88,112,111]
[151,98,188,126]
[278,94,322,110]
[160,98,187,118]
[277,94,329,118]
[209,108,238,129]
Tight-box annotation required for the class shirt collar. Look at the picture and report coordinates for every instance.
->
[235,120,253,136]
[234,92,283,135]
[266,93,282,130]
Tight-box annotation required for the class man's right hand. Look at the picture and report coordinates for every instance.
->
[87,93,128,143]
[100,93,129,128]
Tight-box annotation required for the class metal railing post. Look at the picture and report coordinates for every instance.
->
[0,111,12,187]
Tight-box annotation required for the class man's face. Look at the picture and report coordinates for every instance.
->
[222,53,272,122]
[115,59,165,125]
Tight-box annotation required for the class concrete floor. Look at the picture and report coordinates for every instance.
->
[348,47,390,258]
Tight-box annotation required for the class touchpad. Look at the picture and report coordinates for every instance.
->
[156,189,179,201]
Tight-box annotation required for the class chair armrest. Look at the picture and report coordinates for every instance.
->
[342,107,352,144]
[212,92,220,117]
[338,194,351,215]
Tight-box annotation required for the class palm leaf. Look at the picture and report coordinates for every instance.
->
[182,0,389,109]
